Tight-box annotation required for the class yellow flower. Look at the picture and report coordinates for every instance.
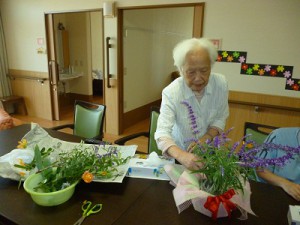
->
[100,171,108,176]
[138,154,148,159]
[253,64,260,71]
[222,51,228,58]
[17,139,27,149]
[19,171,26,177]
[18,158,26,166]
[82,171,94,183]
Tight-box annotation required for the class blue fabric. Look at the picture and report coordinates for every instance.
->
[256,127,300,184]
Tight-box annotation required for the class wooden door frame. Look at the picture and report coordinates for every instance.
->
[117,3,205,133]
[44,9,105,121]
[45,13,60,120]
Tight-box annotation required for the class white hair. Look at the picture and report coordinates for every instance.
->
[173,38,218,75]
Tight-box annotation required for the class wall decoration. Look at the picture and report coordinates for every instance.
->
[217,51,247,63]
[217,50,299,91]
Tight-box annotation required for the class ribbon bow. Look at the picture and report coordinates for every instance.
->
[204,189,236,220]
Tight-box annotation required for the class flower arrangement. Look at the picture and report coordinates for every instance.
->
[191,131,300,196]
[15,140,130,192]
[174,100,300,219]
[182,100,300,195]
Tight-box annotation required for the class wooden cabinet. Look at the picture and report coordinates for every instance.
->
[225,91,300,141]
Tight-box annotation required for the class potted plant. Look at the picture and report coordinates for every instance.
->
[164,101,300,219]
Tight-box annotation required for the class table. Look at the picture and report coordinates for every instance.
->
[0,124,298,225]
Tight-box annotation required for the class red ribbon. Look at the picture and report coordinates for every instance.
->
[204,189,236,220]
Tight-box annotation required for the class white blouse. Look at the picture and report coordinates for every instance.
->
[155,73,229,153]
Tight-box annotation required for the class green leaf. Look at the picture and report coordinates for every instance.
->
[34,145,43,170]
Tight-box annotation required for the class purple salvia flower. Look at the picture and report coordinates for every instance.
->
[213,136,221,148]
[184,137,198,143]
[181,100,200,136]
[231,141,240,153]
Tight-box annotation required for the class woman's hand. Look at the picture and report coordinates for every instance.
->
[167,145,203,171]
[178,151,203,171]
[281,180,300,201]
[257,168,300,201]
[187,142,197,153]
[187,132,216,153]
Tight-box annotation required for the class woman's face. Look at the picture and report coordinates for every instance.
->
[182,48,211,92]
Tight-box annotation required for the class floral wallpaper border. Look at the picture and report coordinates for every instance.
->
[217,50,300,91]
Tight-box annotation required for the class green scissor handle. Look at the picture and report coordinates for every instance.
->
[82,201,102,217]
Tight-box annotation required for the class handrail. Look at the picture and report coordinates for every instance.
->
[106,37,112,88]
[7,74,48,84]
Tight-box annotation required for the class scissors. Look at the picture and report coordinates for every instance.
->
[73,200,102,225]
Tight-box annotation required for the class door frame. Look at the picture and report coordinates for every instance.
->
[117,3,205,133]
[45,13,60,120]
[45,9,105,121]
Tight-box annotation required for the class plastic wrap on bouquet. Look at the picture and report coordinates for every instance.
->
[0,123,136,183]
[164,164,256,219]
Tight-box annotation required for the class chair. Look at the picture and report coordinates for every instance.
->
[0,96,27,115]
[114,106,161,155]
[52,100,106,140]
[244,122,278,144]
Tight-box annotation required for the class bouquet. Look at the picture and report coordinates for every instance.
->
[15,140,131,192]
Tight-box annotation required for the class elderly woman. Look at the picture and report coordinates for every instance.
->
[155,38,229,170]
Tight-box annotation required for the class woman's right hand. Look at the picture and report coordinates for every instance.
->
[178,151,203,171]
[167,146,203,171]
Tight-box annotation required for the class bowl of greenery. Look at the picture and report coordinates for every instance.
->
[18,143,130,206]
[23,172,78,206]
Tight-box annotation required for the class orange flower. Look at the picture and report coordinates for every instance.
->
[82,171,94,183]
[17,139,27,149]
[246,143,254,149]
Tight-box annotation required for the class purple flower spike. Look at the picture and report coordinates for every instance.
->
[181,100,200,136]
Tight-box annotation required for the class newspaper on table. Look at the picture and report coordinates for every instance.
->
[0,123,137,183]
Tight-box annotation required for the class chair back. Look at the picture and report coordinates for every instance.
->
[73,100,106,139]
[244,122,278,144]
[148,106,161,155]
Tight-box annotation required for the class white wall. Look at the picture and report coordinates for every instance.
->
[123,7,194,112]
[0,0,299,97]
[205,0,300,98]
[0,0,300,97]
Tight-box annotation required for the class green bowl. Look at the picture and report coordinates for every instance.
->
[23,173,78,206]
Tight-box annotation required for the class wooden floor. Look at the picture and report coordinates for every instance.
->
[13,95,150,153]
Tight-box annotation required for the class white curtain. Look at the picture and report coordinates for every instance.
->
[0,11,12,98]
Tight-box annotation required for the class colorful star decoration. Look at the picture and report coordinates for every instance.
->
[217,50,298,91]
[218,51,247,63]
[227,55,233,62]
[253,64,260,71]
